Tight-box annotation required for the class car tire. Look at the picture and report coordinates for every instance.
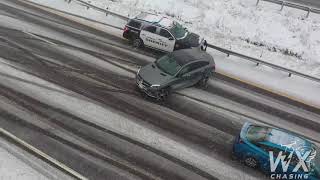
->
[244,157,259,169]
[156,88,170,102]
[197,72,211,89]
[133,38,143,49]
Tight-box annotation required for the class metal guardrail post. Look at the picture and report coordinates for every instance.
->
[280,1,285,11]
[306,8,311,18]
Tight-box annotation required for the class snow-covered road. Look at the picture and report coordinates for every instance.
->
[0,0,319,180]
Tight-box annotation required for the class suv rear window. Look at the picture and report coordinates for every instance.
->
[127,20,142,29]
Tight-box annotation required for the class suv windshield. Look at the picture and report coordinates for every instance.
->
[169,22,188,39]
[155,55,182,76]
[246,126,271,143]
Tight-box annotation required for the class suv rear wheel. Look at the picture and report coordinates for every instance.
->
[197,72,211,88]
[133,38,143,49]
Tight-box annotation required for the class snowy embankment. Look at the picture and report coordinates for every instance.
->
[0,136,73,180]
[0,141,48,180]
[29,0,320,77]
[87,0,320,78]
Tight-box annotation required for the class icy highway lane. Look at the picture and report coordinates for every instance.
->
[0,0,319,180]
[286,0,320,8]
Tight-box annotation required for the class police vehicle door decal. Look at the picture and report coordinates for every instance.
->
[158,28,175,52]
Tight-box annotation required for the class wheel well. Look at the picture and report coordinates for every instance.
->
[244,155,259,167]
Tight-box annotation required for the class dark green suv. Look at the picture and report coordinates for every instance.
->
[136,48,215,100]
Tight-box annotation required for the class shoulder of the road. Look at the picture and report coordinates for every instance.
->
[0,127,88,180]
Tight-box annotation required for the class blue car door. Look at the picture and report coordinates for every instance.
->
[256,144,273,173]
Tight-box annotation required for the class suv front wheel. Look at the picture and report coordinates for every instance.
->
[156,88,170,101]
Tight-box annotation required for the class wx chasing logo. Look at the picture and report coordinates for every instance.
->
[269,149,316,179]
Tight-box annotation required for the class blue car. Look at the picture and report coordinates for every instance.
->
[233,123,320,180]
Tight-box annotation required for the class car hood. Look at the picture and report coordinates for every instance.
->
[139,63,173,86]
[178,32,200,47]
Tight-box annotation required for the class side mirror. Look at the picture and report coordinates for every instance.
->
[168,37,174,41]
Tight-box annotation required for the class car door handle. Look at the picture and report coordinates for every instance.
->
[141,34,146,36]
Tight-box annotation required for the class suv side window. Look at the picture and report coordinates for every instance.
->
[179,65,191,76]
[128,20,142,29]
[189,61,209,72]
[159,29,173,39]
[143,26,157,33]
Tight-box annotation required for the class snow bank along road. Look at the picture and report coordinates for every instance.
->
[0,0,319,179]
[0,129,83,180]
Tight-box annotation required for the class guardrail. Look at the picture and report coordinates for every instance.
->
[207,44,320,83]
[64,0,129,20]
[63,0,320,84]
[256,0,320,17]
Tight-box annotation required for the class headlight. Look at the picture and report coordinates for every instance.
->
[151,84,160,88]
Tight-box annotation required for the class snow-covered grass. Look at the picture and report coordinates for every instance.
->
[85,0,320,78]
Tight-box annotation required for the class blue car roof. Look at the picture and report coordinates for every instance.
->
[241,123,312,155]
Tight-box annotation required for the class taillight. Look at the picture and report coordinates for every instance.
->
[123,26,129,32]
[238,137,244,144]
[212,64,216,71]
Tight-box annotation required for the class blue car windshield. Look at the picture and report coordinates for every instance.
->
[246,126,271,143]
[155,55,182,76]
